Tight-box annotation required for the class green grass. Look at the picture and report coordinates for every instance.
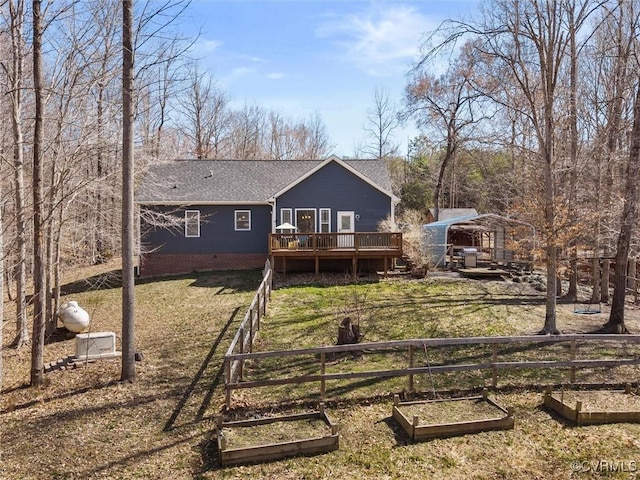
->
[243,277,630,405]
[3,267,640,479]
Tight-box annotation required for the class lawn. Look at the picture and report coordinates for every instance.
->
[2,264,640,479]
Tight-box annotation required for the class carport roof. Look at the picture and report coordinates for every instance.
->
[426,213,534,231]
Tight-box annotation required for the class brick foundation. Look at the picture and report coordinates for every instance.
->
[139,253,268,277]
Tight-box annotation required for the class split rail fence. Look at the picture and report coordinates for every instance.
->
[223,333,640,408]
[223,259,272,406]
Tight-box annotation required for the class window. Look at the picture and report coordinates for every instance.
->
[296,209,316,233]
[281,208,292,225]
[185,210,200,237]
[235,210,251,231]
[319,208,331,233]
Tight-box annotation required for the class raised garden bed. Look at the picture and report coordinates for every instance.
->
[392,390,514,441]
[544,385,640,426]
[216,404,339,466]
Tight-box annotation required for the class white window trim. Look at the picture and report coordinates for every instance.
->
[319,208,331,233]
[235,210,251,231]
[281,208,292,225]
[185,210,200,238]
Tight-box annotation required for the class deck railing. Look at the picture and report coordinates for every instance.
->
[269,232,402,253]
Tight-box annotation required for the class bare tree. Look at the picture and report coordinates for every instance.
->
[299,112,333,159]
[600,80,640,334]
[404,40,487,222]
[363,87,399,159]
[586,1,637,303]
[177,64,230,159]
[266,111,332,160]
[30,0,46,386]
[473,0,586,334]
[0,154,4,390]
[228,103,266,159]
[121,0,136,382]
[1,0,29,348]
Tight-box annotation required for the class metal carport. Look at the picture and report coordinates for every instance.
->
[423,214,535,268]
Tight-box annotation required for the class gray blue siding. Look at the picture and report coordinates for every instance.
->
[276,161,391,231]
[141,205,271,254]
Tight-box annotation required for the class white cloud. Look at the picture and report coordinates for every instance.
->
[267,72,286,80]
[239,54,269,64]
[316,4,436,77]
[231,66,256,77]
[192,38,223,54]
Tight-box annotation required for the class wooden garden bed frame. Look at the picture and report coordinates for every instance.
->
[543,385,640,426]
[392,390,514,441]
[216,403,339,466]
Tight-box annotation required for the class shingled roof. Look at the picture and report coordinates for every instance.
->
[135,157,394,204]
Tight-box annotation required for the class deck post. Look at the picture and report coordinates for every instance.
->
[282,255,287,281]
[352,255,357,280]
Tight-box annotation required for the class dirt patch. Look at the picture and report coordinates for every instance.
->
[222,416,330,449]
[399,397,507,425]
[551,389,640,412]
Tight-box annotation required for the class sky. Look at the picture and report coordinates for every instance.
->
[183,0,480,158]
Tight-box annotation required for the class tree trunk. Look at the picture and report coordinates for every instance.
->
[30,0,46,387]
[433,124,456,223]
[337,317,363,345]
[0,178,4,390]
[564,8,579,302]
[121,0,136,382]
[540,116,559,335]
[7,0,29,348]
[599,82,640,334]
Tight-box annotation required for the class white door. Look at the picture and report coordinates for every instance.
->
[337,211,355,248]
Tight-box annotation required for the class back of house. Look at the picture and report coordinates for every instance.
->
[135,156,399,277]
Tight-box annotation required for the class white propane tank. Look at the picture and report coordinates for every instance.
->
[58,301,90,333]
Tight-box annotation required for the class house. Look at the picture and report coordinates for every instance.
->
[135,156,401,277]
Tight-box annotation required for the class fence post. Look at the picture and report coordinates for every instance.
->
[225,358,232,408]
[570,338,576,384]
[591,257,600,301]
[408,345,414,392]
[239,327,245,381]
[320,351,326,399]
[249,311,254,353]
[491,344,498,387]
[601,258,610,303]
[628,259,636,291]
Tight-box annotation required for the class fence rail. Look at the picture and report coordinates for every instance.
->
[224,259,272,406]
[224,334,640,407]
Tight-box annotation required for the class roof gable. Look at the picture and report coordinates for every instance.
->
[270,157,396,201]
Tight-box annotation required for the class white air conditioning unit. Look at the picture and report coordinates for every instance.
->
[75,332,119,360]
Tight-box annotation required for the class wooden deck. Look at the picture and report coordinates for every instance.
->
[269,232,402,278]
